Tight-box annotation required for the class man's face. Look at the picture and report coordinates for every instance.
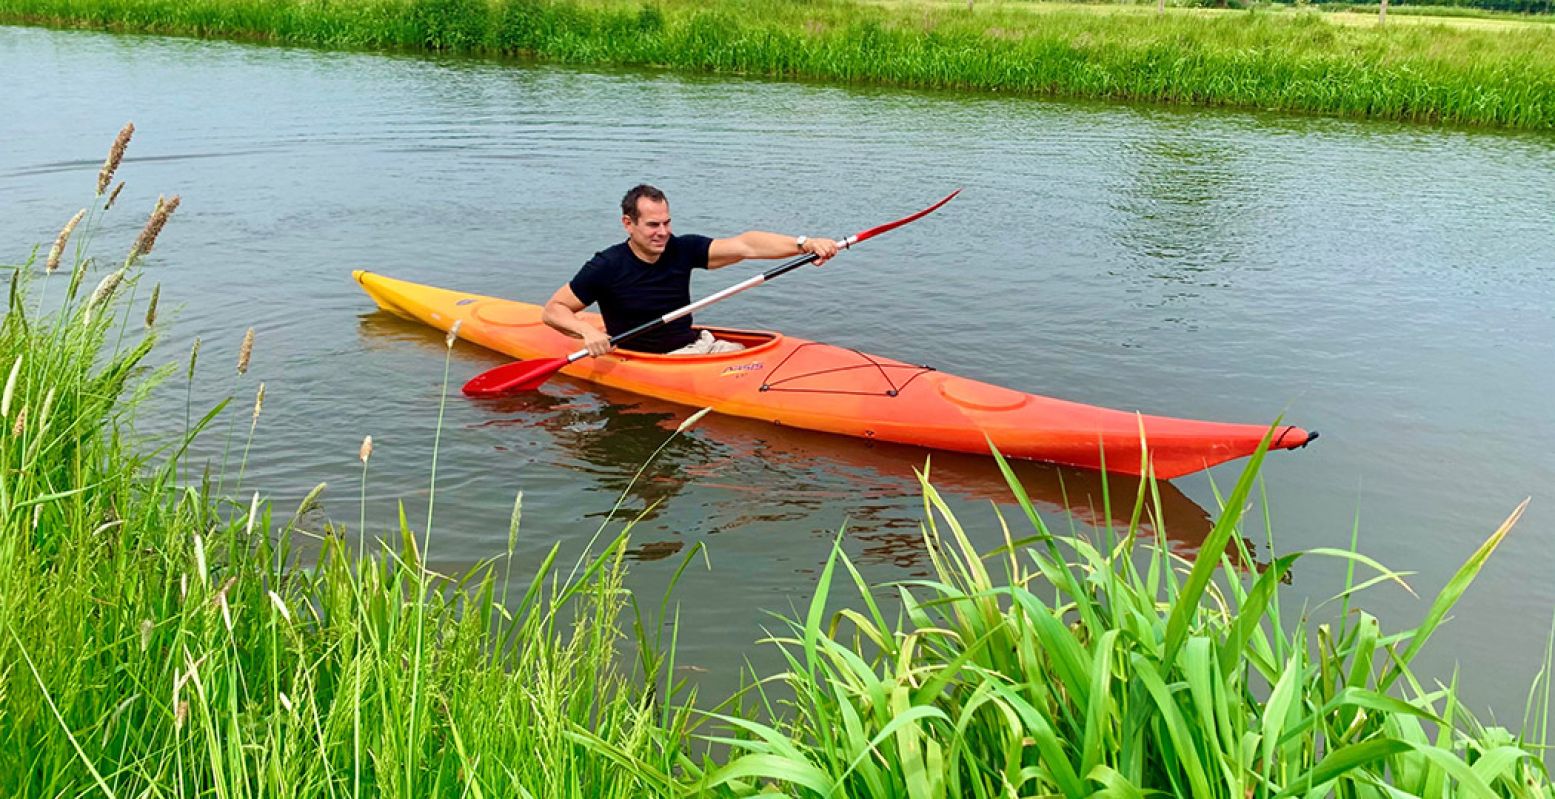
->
[623,197,672,258]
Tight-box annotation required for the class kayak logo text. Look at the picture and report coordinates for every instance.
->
[720,362,764,377]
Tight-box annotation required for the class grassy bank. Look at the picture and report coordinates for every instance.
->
[5,128,1553,795]
[3,0,1554,129]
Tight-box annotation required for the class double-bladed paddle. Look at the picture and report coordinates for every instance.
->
[461,190,960,397]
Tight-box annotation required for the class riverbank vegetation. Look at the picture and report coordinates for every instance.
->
[0,129,695,795]
[3,129,1552,795]
[2,0,1553,129]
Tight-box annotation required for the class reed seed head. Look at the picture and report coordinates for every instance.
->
[268,590,293,623]
[38,388,55,432]
[211,576,237,633]
[139,619,153,651]
[130,194,180,262]
[237,327,255,375]
[46,209,86,274]
[31,504,41,531]
[246,491,260,538]
[12,406,26,437]
[359,434,373,464]
[83,268,126,326]
[2,356,22,419]
[193,533,208,586]
[105,181,125,211]
[187,337,201,381]
[297,482,327,518]
[252,382,265,425]
[677,406,712,433]
[87,267,126,309]
[507,491,523,553]
[169,657,199,737]
[98,122,133,195]
[145,283,160,328]
[446,320,462,349]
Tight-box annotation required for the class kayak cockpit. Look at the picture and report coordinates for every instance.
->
[619,327,783,362]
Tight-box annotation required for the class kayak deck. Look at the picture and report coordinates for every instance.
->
[354,270,1315,479]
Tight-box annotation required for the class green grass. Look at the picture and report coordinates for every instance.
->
[642,449,1554,796]
[4,128,1553,796]
[2,0,1553,129]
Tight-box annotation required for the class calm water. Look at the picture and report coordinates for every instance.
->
[4,25,1554,719]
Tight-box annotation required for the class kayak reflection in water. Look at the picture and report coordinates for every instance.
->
[461,380,1281,577]
[540,184,840,356]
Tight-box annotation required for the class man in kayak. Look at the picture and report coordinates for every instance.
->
[542,184,840,356]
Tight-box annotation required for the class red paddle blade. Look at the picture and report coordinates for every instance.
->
[461,357,568,396]
[851,189,960,246]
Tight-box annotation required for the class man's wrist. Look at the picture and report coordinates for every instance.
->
[795,235,808,253]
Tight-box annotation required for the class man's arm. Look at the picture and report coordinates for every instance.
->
[541,284,613,356]
[707,231,840,270]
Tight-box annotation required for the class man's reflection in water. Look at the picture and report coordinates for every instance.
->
[474,390,707,519]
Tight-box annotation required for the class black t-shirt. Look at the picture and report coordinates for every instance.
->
[568,234,713,353]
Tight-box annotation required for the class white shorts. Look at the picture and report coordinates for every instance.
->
[668,330,746,355]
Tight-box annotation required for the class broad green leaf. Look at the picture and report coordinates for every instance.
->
[1273,738,1412,799]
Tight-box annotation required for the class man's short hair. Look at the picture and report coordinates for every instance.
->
[621,184,667,221]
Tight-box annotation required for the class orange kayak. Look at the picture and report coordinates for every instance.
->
[354,271,1316,479]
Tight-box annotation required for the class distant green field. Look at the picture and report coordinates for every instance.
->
[877,0,1553,24]
[1,0,1550,124]
[872,0,1555,31]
